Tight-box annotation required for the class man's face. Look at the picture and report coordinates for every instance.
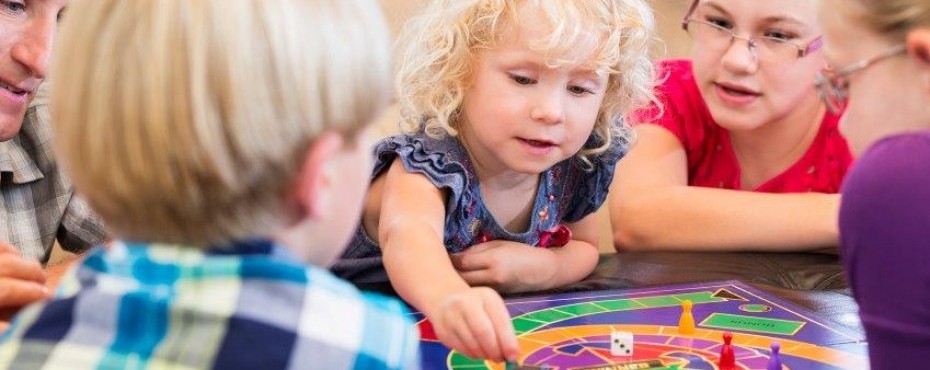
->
[0,0,67,141]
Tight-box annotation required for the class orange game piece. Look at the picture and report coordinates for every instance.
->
[678,300,696,335]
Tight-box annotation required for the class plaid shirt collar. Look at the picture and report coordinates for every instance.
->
[0,111,45,184]
[116,238,301,264]
[0,136,44,184]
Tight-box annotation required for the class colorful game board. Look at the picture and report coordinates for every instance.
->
[413,280,867,370]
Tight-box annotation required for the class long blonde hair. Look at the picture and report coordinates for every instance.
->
[395,0,658,164]
[51,0,392,245]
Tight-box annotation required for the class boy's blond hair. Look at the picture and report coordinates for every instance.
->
[51,0,392,245]
[396,0,658,164]
[851,0,930,41]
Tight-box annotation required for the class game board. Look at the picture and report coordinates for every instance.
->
[412,280,867,370]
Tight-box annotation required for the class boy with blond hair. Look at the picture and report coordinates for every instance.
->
[0,0,420,369]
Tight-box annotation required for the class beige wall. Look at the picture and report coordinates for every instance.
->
[375,0,693,253]
[653,0,694,59]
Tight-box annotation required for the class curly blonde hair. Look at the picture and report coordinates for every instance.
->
[395,0,658,164]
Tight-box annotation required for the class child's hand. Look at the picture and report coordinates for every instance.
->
[0,244,49,310]
[451,240,558,293]
[424,286,519,362]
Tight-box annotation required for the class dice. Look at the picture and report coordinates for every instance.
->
[610,331,633,356]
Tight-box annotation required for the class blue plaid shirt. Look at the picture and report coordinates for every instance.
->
[0,240,420,369]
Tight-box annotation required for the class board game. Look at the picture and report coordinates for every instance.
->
[412,280,867,369]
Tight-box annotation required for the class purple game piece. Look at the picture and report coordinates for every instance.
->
[767,342,782,370]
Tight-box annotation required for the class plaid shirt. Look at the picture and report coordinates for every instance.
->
[0,240,421,370]
[0,95,107,262]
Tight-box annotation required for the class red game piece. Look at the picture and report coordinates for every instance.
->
[719,332,736,370]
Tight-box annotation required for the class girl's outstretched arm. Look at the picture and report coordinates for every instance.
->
[452,213,601,293]
[610,125,840,252]
[378,159,519,362]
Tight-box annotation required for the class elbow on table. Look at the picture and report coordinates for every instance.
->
[610,200,663,252]
[612,224,661,252]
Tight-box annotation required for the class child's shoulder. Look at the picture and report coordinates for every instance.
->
[303,267,420,366]
[844,131,930,198]
[375,132,464,159]
[372,132,473,187]
[306,265,413,317]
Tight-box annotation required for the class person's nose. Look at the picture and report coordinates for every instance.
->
[720,35,760,75]
[11,17,57,79]
[530,87,566,125]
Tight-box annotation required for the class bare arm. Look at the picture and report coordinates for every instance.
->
[610,125,839,252]
[545,211,601,287]
[378,159,518,362]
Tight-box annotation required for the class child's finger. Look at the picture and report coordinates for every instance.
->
[452,316,489,360]
[0,243,19,255]
[450,251,489,272]
[433,314,470,358]
[463,304,503,361]
[463,242,496,253]
[484,295,519,362]
[441,328,474,360]
[0,256,47,284]
[458,269,493,286]
[449,253,466,270]
[0,278,50,308]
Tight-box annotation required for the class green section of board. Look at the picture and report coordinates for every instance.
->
[700,313,805,335]
[449,353,485,368]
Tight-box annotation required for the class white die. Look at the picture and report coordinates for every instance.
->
[610,331,633,356]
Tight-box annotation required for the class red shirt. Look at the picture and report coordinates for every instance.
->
[636,59,852,193]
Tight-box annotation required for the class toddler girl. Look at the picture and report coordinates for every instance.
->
[333,0,656,362]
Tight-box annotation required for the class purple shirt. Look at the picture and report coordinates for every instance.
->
[839,130,930,369]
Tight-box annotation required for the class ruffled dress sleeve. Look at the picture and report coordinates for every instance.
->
[371,133,474,232]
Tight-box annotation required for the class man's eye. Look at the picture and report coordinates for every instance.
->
[1,1,26,14]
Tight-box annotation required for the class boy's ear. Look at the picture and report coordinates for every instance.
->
[907,29,930,98]
[295,132,344,220]
[908,28,930,65]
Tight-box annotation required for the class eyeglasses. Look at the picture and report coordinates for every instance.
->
[680,0,823,64]
[815,45,907,113]
[682,19,824,63]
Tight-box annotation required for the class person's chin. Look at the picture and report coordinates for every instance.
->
[706,104,767,132]
[509,159,559,175]
[0,115,25,142]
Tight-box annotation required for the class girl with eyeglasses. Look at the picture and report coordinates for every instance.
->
[820,0,930,366]
[609,0,852,252]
